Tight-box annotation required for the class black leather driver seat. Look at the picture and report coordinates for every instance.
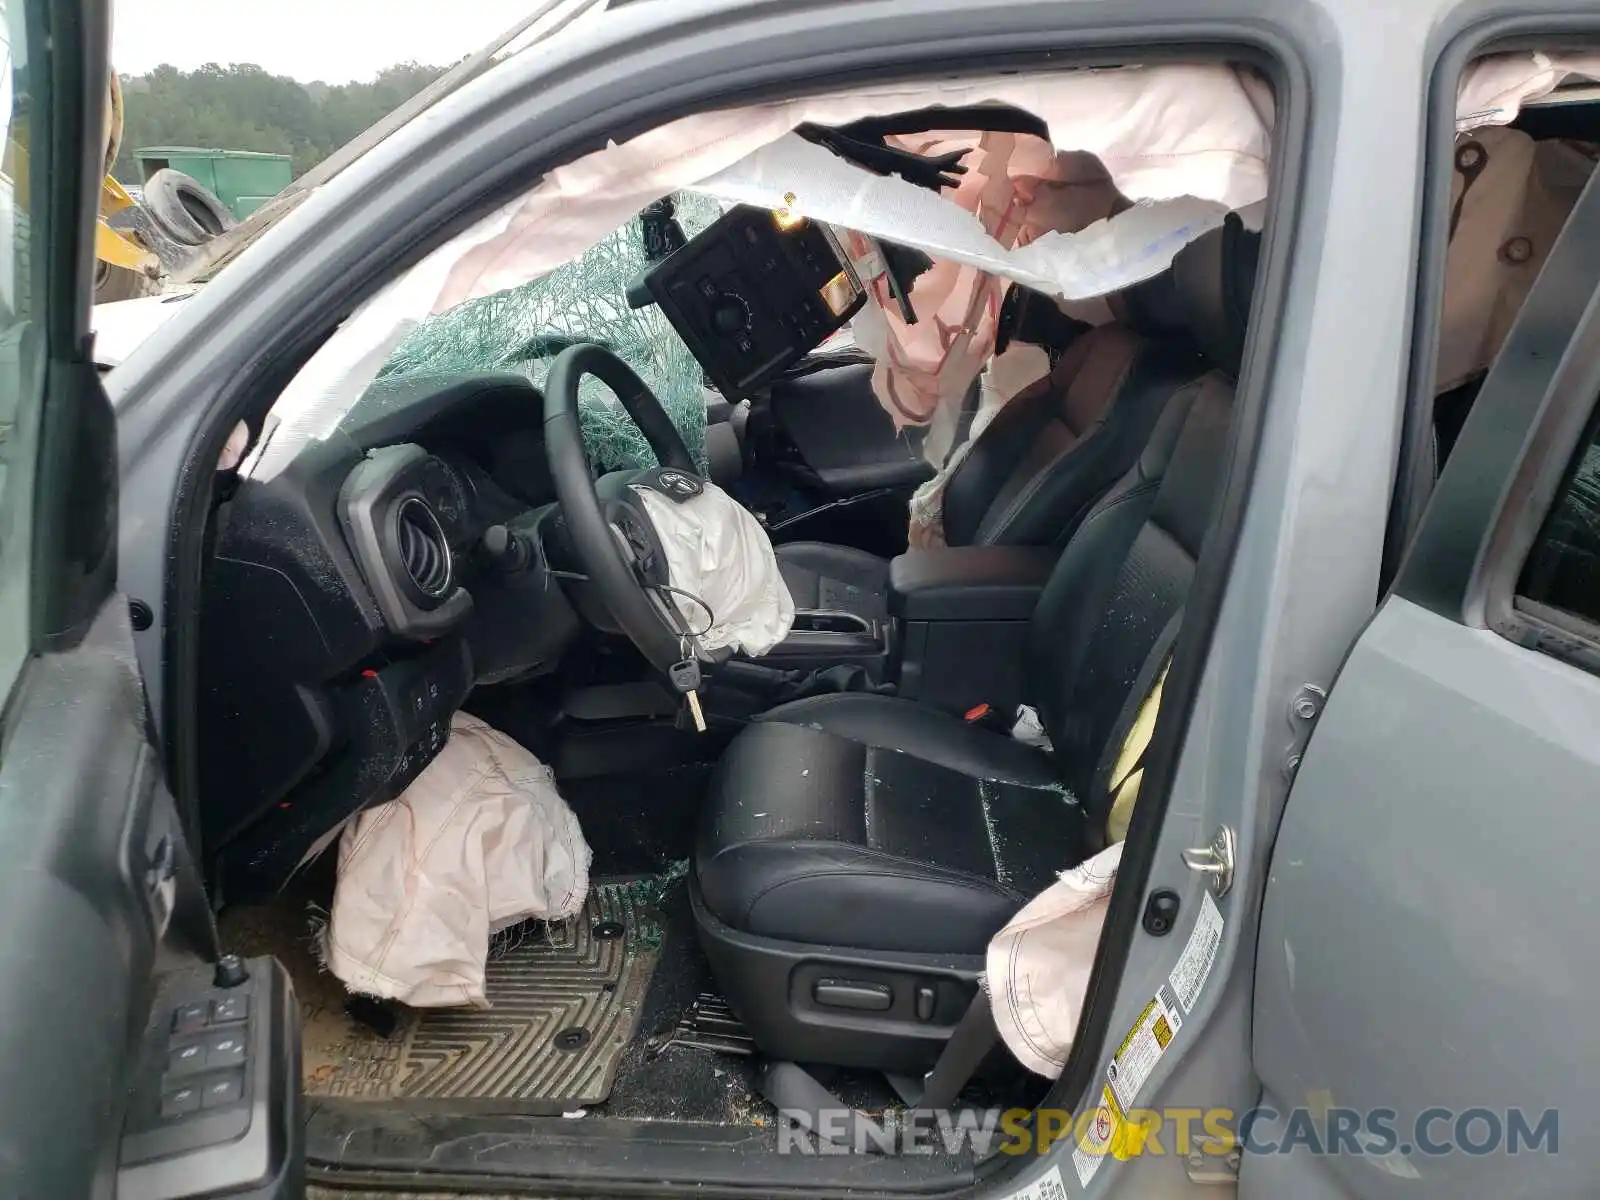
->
[774,276,1209,622]
[692,218,1259,1072]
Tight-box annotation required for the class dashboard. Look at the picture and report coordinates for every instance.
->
[198,210,865,899]
[198,374,579,901]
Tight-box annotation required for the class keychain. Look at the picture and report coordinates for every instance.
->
[668,636,706,732]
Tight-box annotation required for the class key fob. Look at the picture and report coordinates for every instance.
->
[668,658,702,694]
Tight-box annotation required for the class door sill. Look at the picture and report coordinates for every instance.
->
[305,1101,980,1198]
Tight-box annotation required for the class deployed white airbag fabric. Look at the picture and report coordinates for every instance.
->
[631,477,795,657]
[987,658,1166,1075]
[690,135,1233,302]
[321,712,591,1008]
[987,843,1121,1079]
[267,51,1579,478]
[1457,51,1600,130]
[428,64,1273,314]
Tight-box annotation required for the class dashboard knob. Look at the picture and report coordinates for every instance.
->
[711,295,750,334]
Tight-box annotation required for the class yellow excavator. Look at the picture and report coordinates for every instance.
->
[94,74,167,301]
[1,72,157,302]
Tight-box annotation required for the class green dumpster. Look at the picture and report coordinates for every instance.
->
[134,147,293,220]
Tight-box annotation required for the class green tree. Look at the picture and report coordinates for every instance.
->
[112,61,449,182]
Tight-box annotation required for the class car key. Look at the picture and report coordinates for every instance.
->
[668,657,706,732]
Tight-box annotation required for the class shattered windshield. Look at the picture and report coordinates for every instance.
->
[366,193,721,472]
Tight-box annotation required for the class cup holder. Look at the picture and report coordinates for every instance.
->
[751,606,888,669]
[791,610,873,635]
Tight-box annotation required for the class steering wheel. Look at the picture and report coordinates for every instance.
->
[544,342,698,672]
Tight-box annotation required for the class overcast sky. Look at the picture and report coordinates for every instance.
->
[112,0,549,82]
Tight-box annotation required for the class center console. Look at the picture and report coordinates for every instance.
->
[754,608,893,678]
[747,545,1056,706]
[888,545,1057,716]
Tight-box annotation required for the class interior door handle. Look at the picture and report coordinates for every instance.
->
[1181,826,1236,898]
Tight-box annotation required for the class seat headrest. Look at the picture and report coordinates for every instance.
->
[1105,214,1261,378]
[1109,261,1186,337]
[1169,214,1261,378]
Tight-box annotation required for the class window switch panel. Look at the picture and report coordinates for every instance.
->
[200,1072,244,1110]
[205,1033,247,1069]
[171,1002,210,1035]
[166,1041,207,1077]
[159,1085,201,1120]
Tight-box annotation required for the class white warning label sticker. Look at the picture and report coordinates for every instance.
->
[1070,894,1226,1190]
[1106,985,1184,1111]
[1006,1163,1068,1200]
[1071,1083,1125,1188]
[1168,890,1225,1013]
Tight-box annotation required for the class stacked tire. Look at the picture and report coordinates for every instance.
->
[141,169,236,245]
[95,170,235,304]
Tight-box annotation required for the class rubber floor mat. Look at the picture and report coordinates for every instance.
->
[221,880,662,1112]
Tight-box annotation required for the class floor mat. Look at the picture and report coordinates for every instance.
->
[222,880,662,1112]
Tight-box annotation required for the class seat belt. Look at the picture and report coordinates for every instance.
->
[887,987,998,1109]
[759,990,999,1153]
[759,1061,902,1153]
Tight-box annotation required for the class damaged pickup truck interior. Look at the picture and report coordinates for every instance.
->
[166,44,1600,1194]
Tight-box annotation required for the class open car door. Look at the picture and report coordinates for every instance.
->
[1242,151,1600,1195]
[0,1,301,1195]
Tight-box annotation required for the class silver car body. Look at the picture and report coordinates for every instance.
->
[103,0,1600,1196]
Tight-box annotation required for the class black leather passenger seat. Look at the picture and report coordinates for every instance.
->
[696,693,1071,958]
[774,276,1209,621]
[691,216,1261,1073]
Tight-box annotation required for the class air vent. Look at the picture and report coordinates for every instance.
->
[396,497,452,600]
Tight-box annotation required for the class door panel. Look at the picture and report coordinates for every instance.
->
[1246,596,1600,1199]
[0,600,212,1195]
[764,360,933,496]
[753,359,935,558]
[1245,130,1600,1200]
[0,0,304,1193]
